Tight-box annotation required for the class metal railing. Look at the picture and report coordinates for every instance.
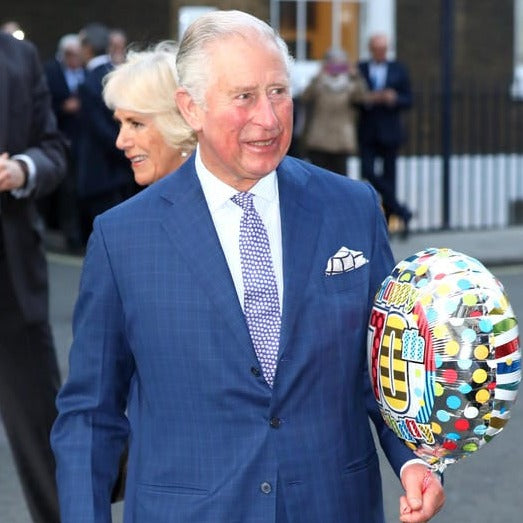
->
[347,82,523,231]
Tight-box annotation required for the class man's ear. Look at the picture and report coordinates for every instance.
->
[175,88,203,132]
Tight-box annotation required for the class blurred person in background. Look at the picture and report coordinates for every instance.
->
[300,47,369,175]
[76,22,135,245]
[108,28,128,66]
[0,30,67,523]
[358,33,413,236]
[103,40,196,186]
[43,33,85,253]
[1,20,24,39]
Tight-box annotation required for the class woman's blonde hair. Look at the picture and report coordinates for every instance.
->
[103,41,196,152]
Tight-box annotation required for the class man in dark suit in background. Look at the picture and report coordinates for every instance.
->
[43,33,85,252]
[358,33,413,236]
[0,31,67,523]
[77,23,134,244]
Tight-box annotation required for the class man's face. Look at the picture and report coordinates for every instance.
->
[191,35,293,191]
[63,45,82,69]
[370,36,388,63]
[109,32,127,65]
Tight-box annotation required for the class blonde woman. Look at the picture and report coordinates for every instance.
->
[103,41,196,185]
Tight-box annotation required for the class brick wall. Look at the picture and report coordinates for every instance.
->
[397,0,513,87]
[1,0,270,62]
[453,0,513,85]
[2,0,171,61]
[2,0,514,87]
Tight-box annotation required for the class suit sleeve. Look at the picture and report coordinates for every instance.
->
[22,40,68,198]
[44,61,68,118]
[79,74,124,161]
[393,62,413,110]
[362,183,418,476]
[51,218,134,522]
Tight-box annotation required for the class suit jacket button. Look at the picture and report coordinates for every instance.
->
[251,366,261,377]
[269,417,281,428]
[260,481,272,494]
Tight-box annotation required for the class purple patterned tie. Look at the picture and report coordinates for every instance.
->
[232,192,281,387]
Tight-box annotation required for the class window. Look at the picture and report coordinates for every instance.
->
[270,0,363,61]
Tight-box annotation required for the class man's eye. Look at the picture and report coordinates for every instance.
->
[270,87,288,97]
[131,120,144,128]
[237,93,252,101]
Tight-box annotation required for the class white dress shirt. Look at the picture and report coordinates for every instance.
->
[63,67,85,93]
[86,54,111,71]
[195,146,283,311]
[10,154,36,199]
[369,61,388,90]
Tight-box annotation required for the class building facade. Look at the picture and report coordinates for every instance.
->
[2,1,521,230]
[0,1,515,91]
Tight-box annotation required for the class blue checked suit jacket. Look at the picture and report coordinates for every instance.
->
[51,155,416,522]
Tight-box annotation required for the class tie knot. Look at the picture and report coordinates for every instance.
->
[231,191,254,210]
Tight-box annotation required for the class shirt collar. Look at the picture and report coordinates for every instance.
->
[86,54,111,71]
[195,145,278,213]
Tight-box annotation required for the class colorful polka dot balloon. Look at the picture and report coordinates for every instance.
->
[368,248,520,472]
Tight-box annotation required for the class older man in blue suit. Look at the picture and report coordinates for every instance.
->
[51,10,444,523]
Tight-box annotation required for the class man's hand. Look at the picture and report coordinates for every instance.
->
[62,95,81,114]
[366,89,398,106]
[382,88,398,106]
[399,463,445,522]
[0,152,27,192]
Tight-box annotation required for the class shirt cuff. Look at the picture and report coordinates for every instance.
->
[400,459,434,481]
[11,154,36,198]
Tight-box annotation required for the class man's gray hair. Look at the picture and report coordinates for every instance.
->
[176,10,293,106]
[56,34,80,61]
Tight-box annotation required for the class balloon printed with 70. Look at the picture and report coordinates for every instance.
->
[367,248,520,473]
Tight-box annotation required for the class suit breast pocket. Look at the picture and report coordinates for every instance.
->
[323,264,369,294]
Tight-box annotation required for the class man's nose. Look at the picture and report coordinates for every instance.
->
[252,95,279,128]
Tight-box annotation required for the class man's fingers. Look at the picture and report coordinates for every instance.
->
[399,478,445,522]
[403,473,424,511]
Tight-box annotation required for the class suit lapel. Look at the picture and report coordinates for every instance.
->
[384,62,391,88]
[277,159,323,355]
[361,62,371,89]
[158,158,324,368]
[159,161,252,351]
[0,41,9,151]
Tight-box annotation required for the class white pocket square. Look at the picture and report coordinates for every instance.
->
[325,246,368,275]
